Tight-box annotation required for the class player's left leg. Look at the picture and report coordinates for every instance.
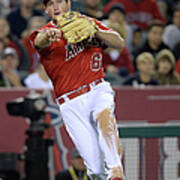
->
[90,81,124,180]
[96,108,124,180]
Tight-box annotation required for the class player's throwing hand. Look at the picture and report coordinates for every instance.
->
[46,28,62,42]
[35,28,62,48]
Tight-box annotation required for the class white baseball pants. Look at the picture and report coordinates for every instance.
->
[57,81,123,179]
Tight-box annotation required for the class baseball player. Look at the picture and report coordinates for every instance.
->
[29,0,125,179]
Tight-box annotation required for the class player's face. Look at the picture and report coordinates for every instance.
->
[45,0,71,20]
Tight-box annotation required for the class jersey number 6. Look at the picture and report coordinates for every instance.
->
[90,52,102,72]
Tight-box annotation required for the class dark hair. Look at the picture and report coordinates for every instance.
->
[42,0,49,6]
[147,20,165,32]
[43,0,68,6]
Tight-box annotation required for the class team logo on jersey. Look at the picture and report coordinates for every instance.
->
[65,42,85,61]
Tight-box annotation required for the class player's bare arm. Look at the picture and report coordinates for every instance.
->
[96,29,125,49]
[34,28,61,49]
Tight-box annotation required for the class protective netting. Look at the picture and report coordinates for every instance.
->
[118,125,180,180]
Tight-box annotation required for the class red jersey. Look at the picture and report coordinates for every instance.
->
[103,0,167,30]
[29,19,112,98]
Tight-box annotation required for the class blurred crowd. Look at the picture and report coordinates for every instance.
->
[0,0,180,88]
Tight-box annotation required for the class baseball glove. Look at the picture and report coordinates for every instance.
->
[56,11,98,44]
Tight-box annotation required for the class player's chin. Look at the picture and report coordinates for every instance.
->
[53,12,61,18]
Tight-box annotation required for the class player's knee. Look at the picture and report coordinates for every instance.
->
[97,108,115,137]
